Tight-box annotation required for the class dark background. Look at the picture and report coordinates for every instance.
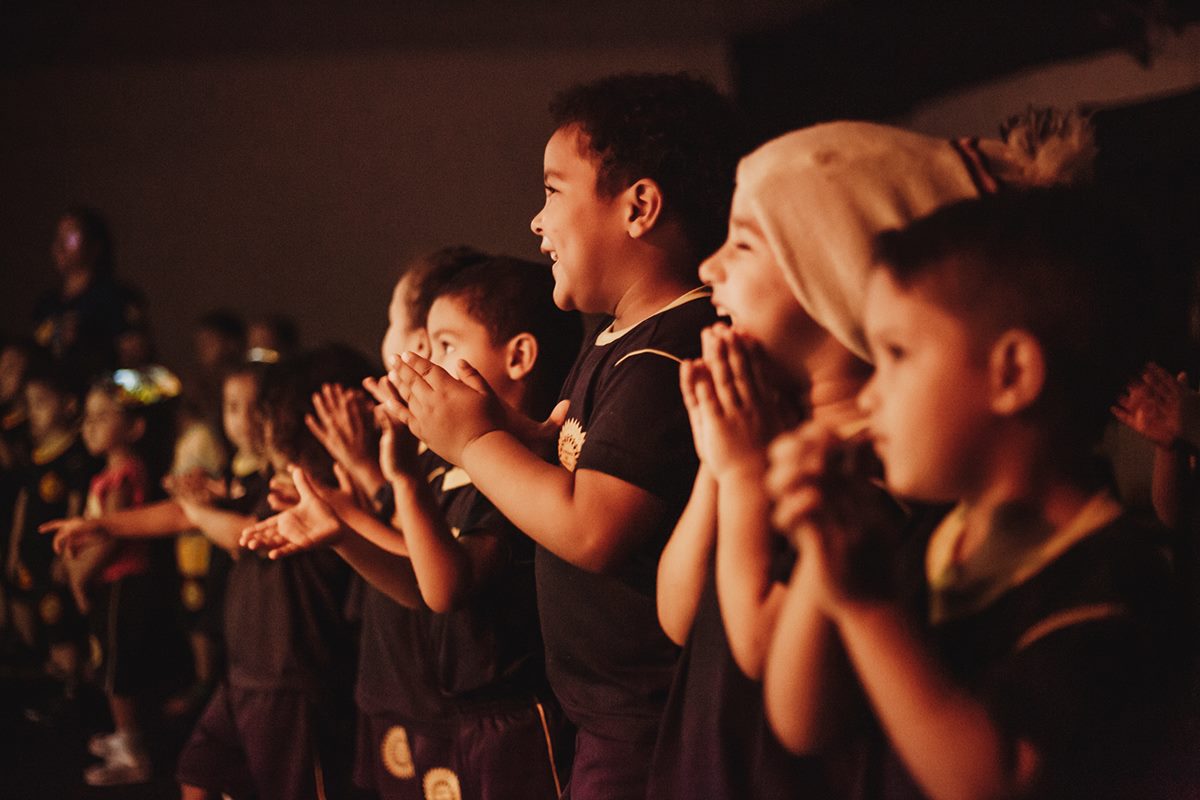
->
[2,0,1199,371]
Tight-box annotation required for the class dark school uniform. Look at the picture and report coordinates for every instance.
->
[8,431,96,647]
[176,489,359,800]
[32,277,146,380]
[860,493,1183,800]
[539,287,717,799]
[647,544,830,800]
[354,449,568,800]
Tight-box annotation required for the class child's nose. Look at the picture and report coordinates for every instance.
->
[530,209,543,237]
[697,252,722,285]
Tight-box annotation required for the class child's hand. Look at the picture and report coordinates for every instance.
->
[240,465,355,558]
[163,469,226,506]
[267,471,300,511]
[1113,363,1192,449]
[306,383,377,474]
[388,352,507,465]
[363,373,409,427]
[377,407,421,483]
[680,357,713,461]
[41,517,110,557]
[692,325,797,479]
[766,423,901,614]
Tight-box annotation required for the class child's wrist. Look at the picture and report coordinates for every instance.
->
[713,453,769,483]
[461,427,504,465]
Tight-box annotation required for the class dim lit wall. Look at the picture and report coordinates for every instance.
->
[0,43,730,371]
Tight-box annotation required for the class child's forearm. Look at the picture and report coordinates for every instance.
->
[96,499,192,539]
[460,429,666,572]
[336,501,410,557]
[763,556,851,754]
[714,461,785,679]
[333,533,423,609]
[391,476,477,613]
[343,458,387,507]
[178,502,252,554]
[657,466,718,645]
[1151,444,1187,529]
[835,602,1029,800]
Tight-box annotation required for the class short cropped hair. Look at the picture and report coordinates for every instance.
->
[874,187,1153,449]
[258,344,377,485]
[430,256,583,418]
[550,72,744,260]
[404,246,491,333]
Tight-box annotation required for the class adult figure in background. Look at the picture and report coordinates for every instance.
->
[33,206,147,382]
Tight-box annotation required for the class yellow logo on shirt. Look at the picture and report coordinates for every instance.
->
[39,472,65,504]
[557,418,586,473]
[39,593,63,625]
[181,579,206,612]
[381,725,416,780]
[423,767,461,800]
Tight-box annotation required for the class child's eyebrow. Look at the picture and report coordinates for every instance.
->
[543,169,565,181]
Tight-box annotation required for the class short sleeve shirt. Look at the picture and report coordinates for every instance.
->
[537,287,717,739]
[14,433,97,584]
[868,500,1181,800]
[356,449,542,721]
[223,492,357,693]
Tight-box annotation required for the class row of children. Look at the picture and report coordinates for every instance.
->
[1,235,299,787]
[32,70,1200,800]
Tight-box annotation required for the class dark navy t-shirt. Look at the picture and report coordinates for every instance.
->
[537,288,717,740]
[355,449,543,721]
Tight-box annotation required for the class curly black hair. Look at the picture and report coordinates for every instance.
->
[550,72,745,261]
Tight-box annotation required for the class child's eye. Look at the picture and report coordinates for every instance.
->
[885,344,906,361]
[439,340,456,356]
[543,184,558,197]
[733,240,752,252]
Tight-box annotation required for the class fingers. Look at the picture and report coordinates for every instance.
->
[680,359,702,413]
[701,326,739,414]
[290,465,318,502]
[38,518,65,534]
[771,483,825,536]
[333,462,355,495]
[240,517,279,549]
[546,399,570,429]
[455,360,492,396]
[364,375,409,425]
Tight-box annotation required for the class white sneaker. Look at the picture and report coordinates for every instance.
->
[84,757,152,786]
[83,735,151,786]
[87,730,119,759]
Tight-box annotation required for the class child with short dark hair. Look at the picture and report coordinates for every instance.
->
[386,73,743,798]
[6,356,95,714]
[766,188,1182,799]
[246,254,581,800]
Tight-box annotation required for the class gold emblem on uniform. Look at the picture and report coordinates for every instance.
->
[176,532,212,577]
[381,725,416,779]
[39,471,65,503]
[181,579,206,612]
[89,634,103,670]
[422,767,461,800]
[15,563,34,591]
[557,418,586,473]
[39,593,63,625]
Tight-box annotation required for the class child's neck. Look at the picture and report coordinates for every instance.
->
[956,450,1094,565]
[609,261,698,331]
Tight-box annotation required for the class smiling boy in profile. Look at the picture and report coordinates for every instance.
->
[389,74,742,798]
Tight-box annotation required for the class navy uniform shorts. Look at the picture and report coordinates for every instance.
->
[177,683,354,800]
[354,697,571,800]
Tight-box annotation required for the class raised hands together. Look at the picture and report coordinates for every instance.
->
[766,424,901,612]
[680,324,798,478]
[1113,363,1197,449]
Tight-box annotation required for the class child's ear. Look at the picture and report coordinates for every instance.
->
[987,329,1045,416]
[504,332,539,382]
[624,179,665,239]
[128,416,146,443]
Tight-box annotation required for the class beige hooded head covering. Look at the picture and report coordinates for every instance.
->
[733,121,982,362]
[733,114,1095,362]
